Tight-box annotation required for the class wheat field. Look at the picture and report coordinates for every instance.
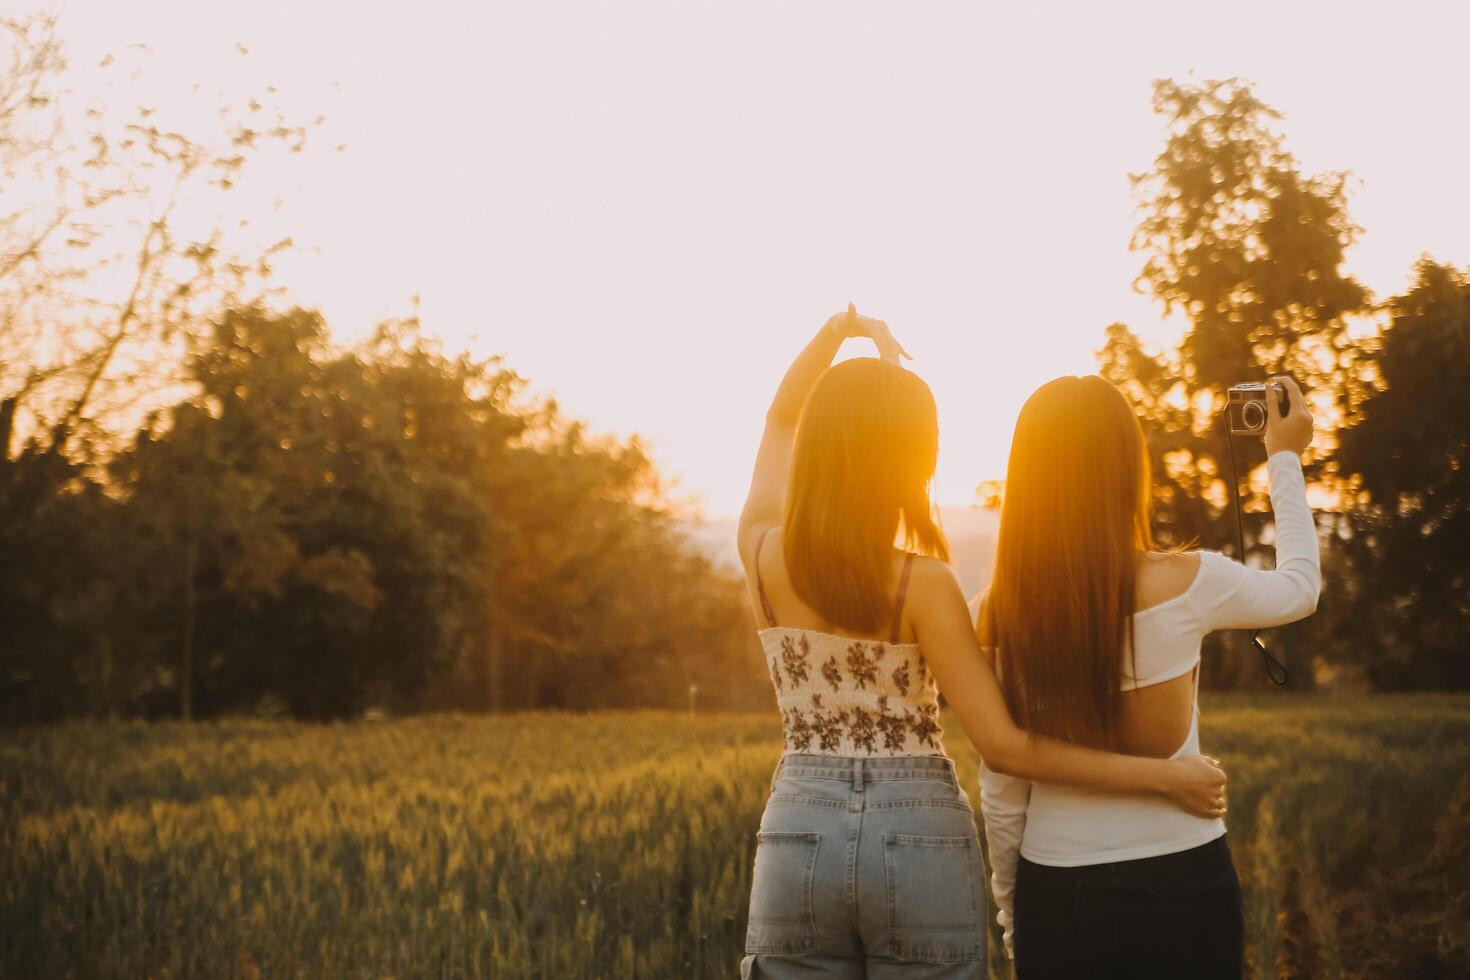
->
[3,695,1467,979]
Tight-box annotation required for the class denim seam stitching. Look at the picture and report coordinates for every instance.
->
[767,794,848,809]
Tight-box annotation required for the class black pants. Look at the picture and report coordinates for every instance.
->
[1013,835,1243,980]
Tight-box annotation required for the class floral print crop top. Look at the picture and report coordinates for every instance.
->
[753,529,946,758]
[758,628,945,757]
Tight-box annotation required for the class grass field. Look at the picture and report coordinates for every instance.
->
[3,695,1468,979]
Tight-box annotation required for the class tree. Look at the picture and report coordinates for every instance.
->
[114,309,374,718]
[0,15,788,720]
[1334,260,1470,689]
[4,295,767,722]
[114,307,505,719]
[1100,79,1371,688]
[450,406,765,713]
[1,13,312,447]
[0,14,317,714]
[0,400,134,720]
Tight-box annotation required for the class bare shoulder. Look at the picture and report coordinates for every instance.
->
[1136,550,1203,609]
[905,555,969,616]
[908,554,964,594]
[903,555,982,653]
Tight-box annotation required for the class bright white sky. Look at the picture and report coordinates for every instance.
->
[51,0,1470,516]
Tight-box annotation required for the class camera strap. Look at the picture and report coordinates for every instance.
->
[1221,409,1291,686]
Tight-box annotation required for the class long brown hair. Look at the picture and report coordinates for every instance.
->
[978,375,1154,749]
[785,358,949,634]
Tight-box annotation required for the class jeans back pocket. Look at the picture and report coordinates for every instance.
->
[883,833,984,964]
[745,831,821,954]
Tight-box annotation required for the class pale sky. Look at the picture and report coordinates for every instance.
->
[51,0,1470,516]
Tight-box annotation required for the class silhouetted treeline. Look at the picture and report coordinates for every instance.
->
[2,17,1466,724]
[0,308,767,721]
[0,15,767,722]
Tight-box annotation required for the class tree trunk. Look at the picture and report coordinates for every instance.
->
[95,633,114,719]
[483,560,504,713]
[485,622,504,713]
[180,533,197,722]
[523,649,537,709]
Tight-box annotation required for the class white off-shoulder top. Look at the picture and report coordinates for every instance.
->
[979,450,1321,957]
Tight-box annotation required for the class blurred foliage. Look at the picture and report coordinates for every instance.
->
[1334,261,1470,690]
[0,14,764,721]
[2,696,1466,978]
[1,306,765,720]
[1097,79,1467,691]
[0,12,308,448]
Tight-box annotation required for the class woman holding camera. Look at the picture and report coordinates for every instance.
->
[737,308,1230,978]
[977,374,1319,979]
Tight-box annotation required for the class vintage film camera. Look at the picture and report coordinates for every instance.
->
[1225,381,1289,435]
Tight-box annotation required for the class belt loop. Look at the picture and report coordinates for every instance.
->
[852,757,863,792]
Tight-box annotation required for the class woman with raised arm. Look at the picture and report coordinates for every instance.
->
[977,375,1319,979]
[737,308,1228,979]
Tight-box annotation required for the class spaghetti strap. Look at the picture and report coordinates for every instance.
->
[890,553,915,644]
[754,526,778,627]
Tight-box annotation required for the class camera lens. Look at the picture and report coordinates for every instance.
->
[1242,400,1265,431]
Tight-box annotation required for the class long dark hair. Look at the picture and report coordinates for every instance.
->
[978,375,1154,749]
[785,358,949,633]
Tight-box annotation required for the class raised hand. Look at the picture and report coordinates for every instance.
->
[1264,374,1314,457]
[824,303,911,365]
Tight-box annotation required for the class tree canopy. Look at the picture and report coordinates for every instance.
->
[4,305,766,721]
[1094,79,1466,691]
[1334,260,1470,690]
[0,14,767,722]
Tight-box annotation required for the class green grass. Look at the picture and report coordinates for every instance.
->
[2,695,1467,978]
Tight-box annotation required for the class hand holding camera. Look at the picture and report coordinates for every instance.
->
[1221,374,1312,687]
[1227,375,1313,457]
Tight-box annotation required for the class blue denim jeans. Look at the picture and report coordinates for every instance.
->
[741,753,987,978]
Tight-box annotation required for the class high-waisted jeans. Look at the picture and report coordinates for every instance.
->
[1013,834,1244,979]
[741,753,987,979]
